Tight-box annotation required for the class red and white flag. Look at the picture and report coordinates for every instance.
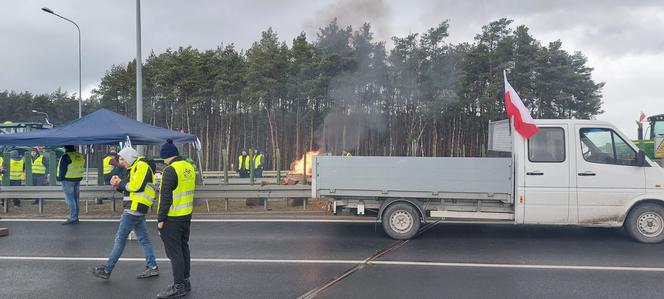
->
[639,111,647,123]
[504,71,539,139]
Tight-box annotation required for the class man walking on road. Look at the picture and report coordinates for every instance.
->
[91,146,159,280]
[57,145,84,225]
[157,139,195,298]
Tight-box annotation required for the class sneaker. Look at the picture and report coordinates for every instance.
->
[136,266,159,279]
[91,266,110,279]
[185,278,191,292]
[62,219,80,225]
[157,284,187,298]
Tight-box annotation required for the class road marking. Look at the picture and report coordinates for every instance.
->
[0,218,376,223]
[1,256,664,272]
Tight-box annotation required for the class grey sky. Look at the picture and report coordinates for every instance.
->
[2,0,663,138]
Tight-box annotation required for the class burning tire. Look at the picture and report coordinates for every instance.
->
[382,202,420,240]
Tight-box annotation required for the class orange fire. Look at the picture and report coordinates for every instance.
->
[290,150,321,175]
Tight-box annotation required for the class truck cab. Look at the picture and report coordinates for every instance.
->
[313,119,664,243]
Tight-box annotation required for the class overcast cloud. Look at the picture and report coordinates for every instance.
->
[2,0,663,138]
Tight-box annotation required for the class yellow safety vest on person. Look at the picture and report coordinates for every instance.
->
[10,159,24,181]
[102,155,114,175]
[58,152,85,179]
[32,155,46,175]
[238,155,250,170]
[126,157,156,212]
[344,152,352,157]
[159,160,196,217]
[254,153,264,169]
[0,156,3,181]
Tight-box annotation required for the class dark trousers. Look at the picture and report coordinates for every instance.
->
[160,219,191,284]
[5,180,22,206]
[33,174,47,204]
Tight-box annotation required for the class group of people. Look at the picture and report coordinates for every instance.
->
[4,140,195,298]
[236,148,265,178]
[0,148,50,208]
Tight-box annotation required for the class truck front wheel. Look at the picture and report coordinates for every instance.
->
[625,203,664,243]
[382,202,421,240]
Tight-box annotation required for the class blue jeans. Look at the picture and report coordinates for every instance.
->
[104,211,157,272]
[61,181,80,220]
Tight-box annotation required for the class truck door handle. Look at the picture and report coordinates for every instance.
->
[578,172,596,176]
[526,171,544,176]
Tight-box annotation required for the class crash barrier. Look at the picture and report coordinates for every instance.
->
[0,185,312,214]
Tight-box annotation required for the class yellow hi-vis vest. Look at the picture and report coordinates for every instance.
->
[238,155,250,170]
[58,152,85,179]
[102,156,114,175]
[10,159,24,180]
[344,152,352,157]
[159,160,195,217]
[255,153,264,169]
[32,155,46,175]
[0,156,3,180]
[125,158,156,211]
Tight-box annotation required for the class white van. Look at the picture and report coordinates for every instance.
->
[313,119,664,243]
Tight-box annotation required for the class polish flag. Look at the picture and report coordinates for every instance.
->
[639,111,647,123]
[504,71,539,139]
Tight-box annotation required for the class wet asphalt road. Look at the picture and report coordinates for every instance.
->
[1,219,664,299]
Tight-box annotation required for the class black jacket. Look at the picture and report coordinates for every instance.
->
[158,156,192,222]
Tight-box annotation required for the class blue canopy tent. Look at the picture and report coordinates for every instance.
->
[0,109,204,185]
[0,108,199,146]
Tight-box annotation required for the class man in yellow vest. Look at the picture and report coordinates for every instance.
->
[6,150,25,208]
[57,145,85,225]
[91,146,159,280]
[157,139,195,298]
[237,149,250,178]
[30,148,49,205]
[98,147,119,204]
[254,148,265,178]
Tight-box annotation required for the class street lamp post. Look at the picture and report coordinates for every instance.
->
[41,7,82,119]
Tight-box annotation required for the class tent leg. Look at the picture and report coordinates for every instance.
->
[85,200,88,214]
[206,199,210,213]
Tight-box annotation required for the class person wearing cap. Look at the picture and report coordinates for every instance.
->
[254,148,265,178]
[91,146,160,280]
[57,145,85,225]
[5,150,24,208]
[30,148,49,205]
[156,140,195,298]
[98,147,120,205]
[237,149,250,178]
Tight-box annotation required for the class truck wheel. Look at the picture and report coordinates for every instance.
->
[625,203,664,243]
[382,202,421,240]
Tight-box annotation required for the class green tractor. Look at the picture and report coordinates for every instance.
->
[636,114,664,163]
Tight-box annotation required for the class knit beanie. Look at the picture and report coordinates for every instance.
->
[160,139,179,159]
[118,147,138,165]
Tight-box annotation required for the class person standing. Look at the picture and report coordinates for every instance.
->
[7,150,24,208]
[58,145,84,225]
[254,148,265,178]
[157,140,195,298]
[91,147,159,280]
[98,148,119,204]
[237,149,250,178]
[31,148,49,205]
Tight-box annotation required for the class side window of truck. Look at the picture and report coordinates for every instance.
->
[528,127,565,163]
[579,128,637,166]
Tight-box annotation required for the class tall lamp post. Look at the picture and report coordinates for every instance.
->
[41,7,82,119]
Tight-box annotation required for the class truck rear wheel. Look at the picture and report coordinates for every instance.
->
[625,203,664,243]
[382,202,421,240]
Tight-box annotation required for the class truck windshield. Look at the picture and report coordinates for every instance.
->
[653,121,664,138]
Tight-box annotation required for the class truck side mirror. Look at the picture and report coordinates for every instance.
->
[636,150,647,167]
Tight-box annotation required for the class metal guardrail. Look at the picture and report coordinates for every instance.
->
[0,185,312,214]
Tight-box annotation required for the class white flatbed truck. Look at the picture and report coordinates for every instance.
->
[312,119,664,243]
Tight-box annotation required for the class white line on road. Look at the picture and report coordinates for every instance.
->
[0,218,376,223]
[2,256,664,272]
